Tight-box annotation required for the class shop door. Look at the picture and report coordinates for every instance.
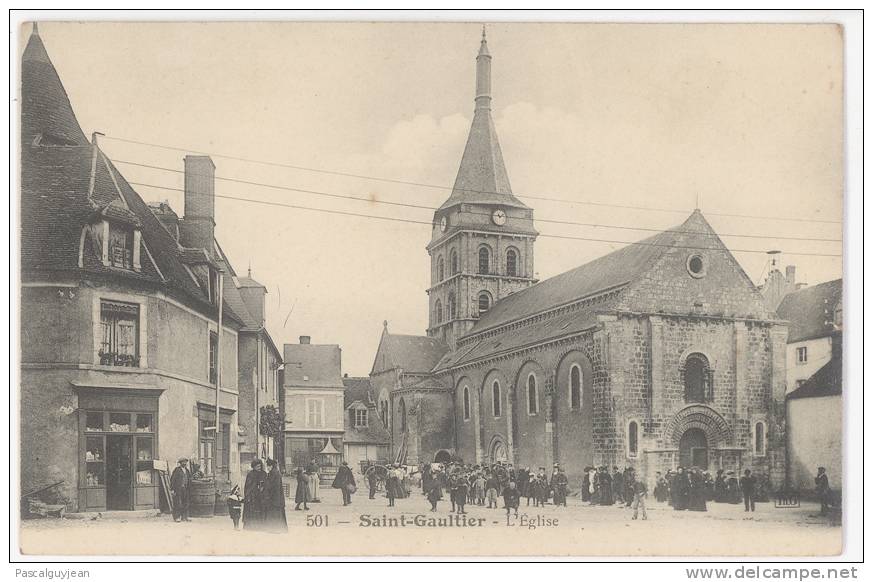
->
[107,435,132,510]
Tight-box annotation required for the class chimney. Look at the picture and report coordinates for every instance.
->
[786,265,796,286]
[299,335,311,345]
[179,155,216,253]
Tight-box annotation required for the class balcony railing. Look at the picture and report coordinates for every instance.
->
[98,350,141,367]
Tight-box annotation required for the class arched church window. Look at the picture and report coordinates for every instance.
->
[437,257,445,281]
[450,249,459,275]
[478,291,492,314]
[683,353,713,403]
[506,249,518,277]
[754,421,766,456]
[569,364,582,410]
[434,299,443,325]
[462,386,471,421]
[627,420,639,458]
[527,374,538,415]
[492,381,501,417]
[398,398,407,433]
[478,247,490,275]
[380,400,388,428]
[448,292,456,319]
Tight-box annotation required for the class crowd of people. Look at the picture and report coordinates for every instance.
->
[417,462,576,516]
[168,454,799,532]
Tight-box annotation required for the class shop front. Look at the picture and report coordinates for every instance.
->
[76,386,162,512]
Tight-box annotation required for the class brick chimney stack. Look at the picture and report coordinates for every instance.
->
[299,335,311,345]
[180,155,216,254]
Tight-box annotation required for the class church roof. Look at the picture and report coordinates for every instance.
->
[468,224,683,336]
[434,210,766,371]
[776,278,842,343]
[20,25,243,326]
[384,333,449,374]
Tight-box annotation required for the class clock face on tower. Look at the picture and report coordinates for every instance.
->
[439,216,448,232]
[492,208,507,226]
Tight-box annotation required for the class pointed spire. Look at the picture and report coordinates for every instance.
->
[475,25,492,111]
[438,30,528,211]
[32,22,40,36]
[21,22,88,146]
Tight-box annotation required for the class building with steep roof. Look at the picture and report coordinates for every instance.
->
[342,376,391,471]
[367,31,789,489]
[281,336,346,481]
[786,343,842,493]
[777,278,842,393]
[19,24,261,511]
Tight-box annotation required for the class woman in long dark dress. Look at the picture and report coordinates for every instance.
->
[580,467,591,503]
[294,467,311,510]
[714,469,727,502]
[598,466,614,506]
[243,459,267,530]
[671,467,690,510]
[688,469,708,511]
[263,459,287,533]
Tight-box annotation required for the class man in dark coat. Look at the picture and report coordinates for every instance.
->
[503,482,520,516]
[612,466,625,505]
[551,467,569,507]
[366,466,379,499]
[243,459,267,529]
[455,473,469,514]
[517,467,531,499]
[263,459,287,533]
[740,469,757,512]
[815,467,831,515]
[332,461,356,506]
[170,457,192,522]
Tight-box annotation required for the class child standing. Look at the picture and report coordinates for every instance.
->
[485,473,500,509]
[503,482,520,517]
[427,481,442,512]
[226,485,243,530]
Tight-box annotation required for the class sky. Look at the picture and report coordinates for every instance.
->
[26,21,844,375]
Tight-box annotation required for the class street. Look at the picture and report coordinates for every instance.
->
[19,486,841,557]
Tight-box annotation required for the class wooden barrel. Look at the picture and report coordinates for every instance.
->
[214,486,230,516]
[190,480,216,518]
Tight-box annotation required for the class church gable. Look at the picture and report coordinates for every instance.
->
[617,210,770,320]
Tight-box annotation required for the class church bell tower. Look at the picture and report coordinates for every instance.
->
[427,29,538,350]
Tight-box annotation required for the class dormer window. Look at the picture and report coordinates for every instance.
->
[353,408,368,428]
[98,218,141,272]
[108,223,134,269]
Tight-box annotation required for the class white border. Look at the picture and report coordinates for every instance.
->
[5,7,864,570]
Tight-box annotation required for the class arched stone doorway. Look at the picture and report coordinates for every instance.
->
[679,427,709,469]
[488,436,508,464]
[664,404,733,473]
[434,450,452,464]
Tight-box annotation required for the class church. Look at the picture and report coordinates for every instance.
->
[368,31,788,489]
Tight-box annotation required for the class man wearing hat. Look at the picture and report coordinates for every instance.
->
[170,457,192,522]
